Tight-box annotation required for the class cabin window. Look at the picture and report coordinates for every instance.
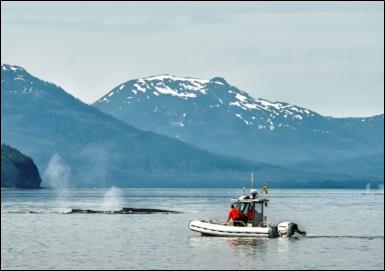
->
[254,202,263,214]
[252,202,264,226]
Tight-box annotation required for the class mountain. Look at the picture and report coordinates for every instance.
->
[1,64,310,188]
[1,144,41,188]
[93,74,384,182]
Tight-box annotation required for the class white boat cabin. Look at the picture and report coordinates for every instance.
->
[231,189,269,227]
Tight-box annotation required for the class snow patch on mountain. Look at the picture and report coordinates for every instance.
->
[106,74,212,100]
[143,74,209,83]
[134,83,146,93]
[154,85,197,98]
[235,113,251,126]
[2,64,26,72]
[171,121,185,127]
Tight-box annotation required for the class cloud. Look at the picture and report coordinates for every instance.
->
[1,2,383,117]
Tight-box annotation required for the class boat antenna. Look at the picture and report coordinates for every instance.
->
[250,172,254,191]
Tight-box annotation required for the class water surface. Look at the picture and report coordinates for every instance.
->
[1,188,384,269]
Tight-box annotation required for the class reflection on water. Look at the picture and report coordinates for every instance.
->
[226,237,269,259]
[226,237,268,247]
[189,236,271,260]
[189,236,269,247]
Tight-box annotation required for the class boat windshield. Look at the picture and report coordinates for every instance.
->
[235,202,251,216]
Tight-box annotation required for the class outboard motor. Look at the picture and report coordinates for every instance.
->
[277,222,306,237]
[268,225,279,238]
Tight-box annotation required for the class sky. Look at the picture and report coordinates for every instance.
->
[1,1,384,117]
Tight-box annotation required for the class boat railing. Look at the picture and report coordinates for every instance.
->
[200,219,223,225]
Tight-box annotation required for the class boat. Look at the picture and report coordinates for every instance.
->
[189,175,306,238]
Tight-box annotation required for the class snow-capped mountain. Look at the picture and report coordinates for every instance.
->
[4,64,302,187]
[94,74,384,167]
[2,64,382,186]
[96,74,318,132]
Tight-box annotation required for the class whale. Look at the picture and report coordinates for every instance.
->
[66,207,181,214]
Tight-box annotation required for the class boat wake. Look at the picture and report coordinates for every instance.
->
[191,235,384,241]
[302,235,384,240]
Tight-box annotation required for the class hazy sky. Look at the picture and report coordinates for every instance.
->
[1,1,384,117]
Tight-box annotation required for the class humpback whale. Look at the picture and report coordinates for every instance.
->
[66,207,181,214]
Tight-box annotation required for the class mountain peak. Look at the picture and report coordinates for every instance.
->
[142,74,209,84]
[209,77,228,86]
[1,64,26,73]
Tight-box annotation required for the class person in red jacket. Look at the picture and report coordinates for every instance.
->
[227,204,242,223]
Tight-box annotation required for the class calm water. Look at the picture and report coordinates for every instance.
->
[1,188,384,270]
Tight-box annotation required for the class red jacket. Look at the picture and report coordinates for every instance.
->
[227,208,242,221]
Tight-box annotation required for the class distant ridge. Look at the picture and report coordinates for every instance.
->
[93,73,384,182]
